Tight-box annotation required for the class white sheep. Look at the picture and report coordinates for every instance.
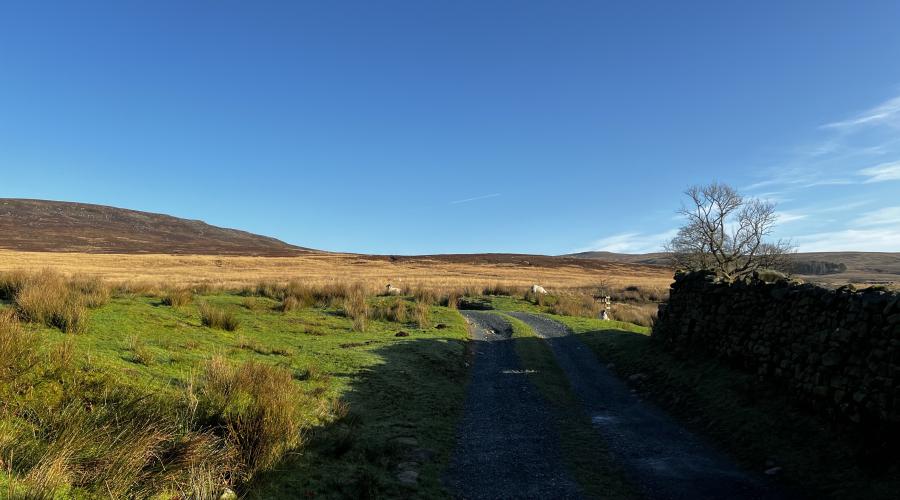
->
[385,283,402,295]
[531,284,548,294]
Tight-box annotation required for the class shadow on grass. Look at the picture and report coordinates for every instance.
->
[572,327,900,500]
[246,336,470,499]
[248,330,637,499]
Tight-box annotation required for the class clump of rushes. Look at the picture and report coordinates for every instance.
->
[68,275,111,308]
[443,291,460,309]
[482,283,518,296]
[195,356,307,478]
[371,297,408,323]
[414,302,431,329]
[280,295,300,313]
[13,271,89,334]
[0,309,40,393]
[162,288,193,307]
[127,334,155,366]
[341,285,369,332]
[411,286,439,306]
[1,269,111,334]
[198,303,240,331]
[0,270,29,300]
[548,293,602,318]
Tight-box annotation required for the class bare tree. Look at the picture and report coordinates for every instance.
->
[665,183,794,279]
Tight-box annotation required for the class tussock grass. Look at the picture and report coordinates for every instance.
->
[13,271,89,333]
[341,285,369,332]
[548,293,603,318]
[194,356,307,478]
[279,295,300,312]
[2,350,312,497]
[0,310,40,392]
[523,289,549,307]
[126,335,155,366]
[198,303,240,331]
[2,379,233,498]
[482,283,520,296]
[68,275,110,308]
[371,298,409,323]
[0,269,112,333]
[0,270,29,301]
[161,288,193,307]
[609,302,658,327]
[414,302,431,329]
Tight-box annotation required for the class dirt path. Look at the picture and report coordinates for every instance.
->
[508,312,782,500]
[444,311,582,499]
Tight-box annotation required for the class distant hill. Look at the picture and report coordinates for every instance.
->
[567,250,900,285]
[0,199,311,256]
[567,251,671,266]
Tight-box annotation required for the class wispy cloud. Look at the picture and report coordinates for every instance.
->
[775,212,807,225]
[449,193,501,204]
[794,228,900,252]
[822,95,900,131]
[859,160,900,183]
[855,206,900,227]
[575,229,677,254]
[746,93,900,196]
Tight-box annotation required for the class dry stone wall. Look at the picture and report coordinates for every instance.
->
[653,270,900,427]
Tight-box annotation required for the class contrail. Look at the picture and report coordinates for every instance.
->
[450,193,501,204]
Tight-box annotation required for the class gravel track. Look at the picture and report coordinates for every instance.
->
[444,311,582,499]
[508,312,783,500]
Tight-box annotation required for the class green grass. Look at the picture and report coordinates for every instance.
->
[501,313,636,499]
[0,293,469,498]
[553,315,900,500]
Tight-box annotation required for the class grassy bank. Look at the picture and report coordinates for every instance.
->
[0,272,469,498]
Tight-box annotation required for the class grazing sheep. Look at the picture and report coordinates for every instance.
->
[599,309,610,321]
[385,284,402,295]
[531,285,548,294]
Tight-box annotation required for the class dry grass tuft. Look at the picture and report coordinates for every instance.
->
[371,298,408,323]
[198,303,240,331]
[0,310,40,391]
[482,283,520,296]
[0,269,112,334]
[126,335,155,366]
[547,293,603,318]
[279,295,300,312]
[0,270,30,301]
[341,285,369,332]
[414,302,431,329]
[13,272,88,334]
[3,384,233,498]
[161,288,193,307]
[68,275,110,308]
[195,356,307,478]
[609,302,658,327]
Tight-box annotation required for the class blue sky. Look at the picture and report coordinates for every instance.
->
[1,1,898,255]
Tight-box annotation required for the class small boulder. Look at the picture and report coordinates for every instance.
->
[395,331,409,337]
[628,373,648,383]
[397,469,419,486]
[394,436,419,447]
